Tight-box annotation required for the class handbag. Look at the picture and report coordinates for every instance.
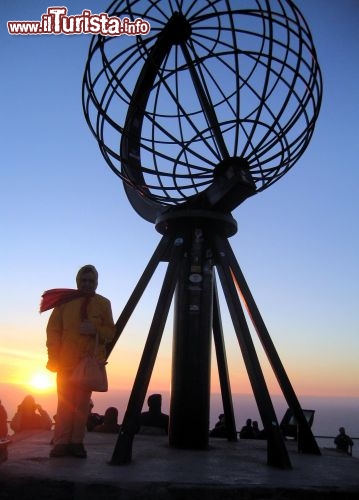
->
[70,333,108,392]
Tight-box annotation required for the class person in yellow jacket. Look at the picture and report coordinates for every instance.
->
[42,264,115,458]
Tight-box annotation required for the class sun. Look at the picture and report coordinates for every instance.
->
[28,371,56,392]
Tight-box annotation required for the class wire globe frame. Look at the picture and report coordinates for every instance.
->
[82,0,322,222]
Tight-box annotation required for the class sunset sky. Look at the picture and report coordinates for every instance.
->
[1,0,358,422]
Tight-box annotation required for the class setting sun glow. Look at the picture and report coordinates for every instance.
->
[28,371,56,392]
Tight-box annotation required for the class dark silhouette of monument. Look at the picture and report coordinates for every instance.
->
[82,0,323,468]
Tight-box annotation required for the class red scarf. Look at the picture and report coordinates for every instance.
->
[40,288,94,320]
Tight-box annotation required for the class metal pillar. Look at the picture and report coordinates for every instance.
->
[169,229,213,448]
[213,236,291,468]
[110,237,184,464]
[217,235,321,455]
[212,276,238,441]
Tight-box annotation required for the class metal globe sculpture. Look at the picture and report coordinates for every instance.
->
[83,0,322,222]
[82,0,322,469]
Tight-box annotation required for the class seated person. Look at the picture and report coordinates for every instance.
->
[10,395,52,433]
[334,427,354,455]
[252,420,266,439]
[239,418,255,439]
[209,413,227,438]
[0,399,8,439]
[87,399,104,431]
[93,407,121,433]
[138,394,169,435]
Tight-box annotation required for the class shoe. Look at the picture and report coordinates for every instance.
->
[69,443,87,458]
[49,444,69,457]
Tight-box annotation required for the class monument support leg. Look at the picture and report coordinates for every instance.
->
[110,237,184,464]
[213,234,292,469]
[169,229,213,449]
[106,235,172,358]
[221,237,320,455]
[212,276,238,441]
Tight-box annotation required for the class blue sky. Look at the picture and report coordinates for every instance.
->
[0,1,358,404]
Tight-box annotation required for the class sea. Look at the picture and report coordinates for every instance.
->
[2,385,358,456]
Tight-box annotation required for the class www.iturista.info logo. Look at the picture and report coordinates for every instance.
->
[7,6,151,36]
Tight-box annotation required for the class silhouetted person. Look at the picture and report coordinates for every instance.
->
[93,407,121,433]
[210,413,227,438]
[334,427,354,455]
[252,420,266,439]
[10,395,52,433]
[138,394,169,435]
[0,401,9,462]
[239,418,254,439]
[252,420,260,438]
[0,401,8,439]
[87,399,104,431]
[0,400,8,439]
